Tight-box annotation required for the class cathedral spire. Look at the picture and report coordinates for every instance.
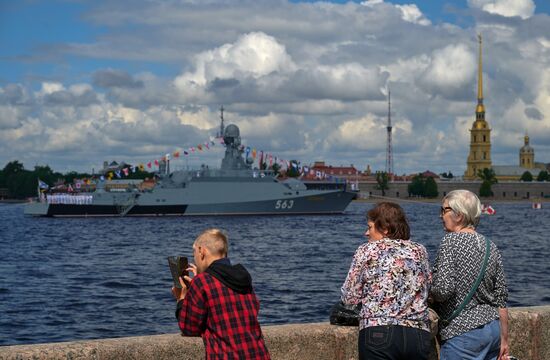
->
[476,34,485,114]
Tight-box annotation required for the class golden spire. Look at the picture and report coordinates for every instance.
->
[476,34,485,114]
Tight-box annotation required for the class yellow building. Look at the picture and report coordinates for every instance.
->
[493,134,544,181]
[465,35,492,180]
[519,134,534,169]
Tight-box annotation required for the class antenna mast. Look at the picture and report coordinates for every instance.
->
[218,105,225,138]
[385,91,394,177]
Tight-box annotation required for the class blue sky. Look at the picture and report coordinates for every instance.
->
[1,0,549,174]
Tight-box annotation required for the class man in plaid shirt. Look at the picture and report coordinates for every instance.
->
[172,229,270,359]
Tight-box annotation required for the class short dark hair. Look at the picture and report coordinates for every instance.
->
[367,202,410,240]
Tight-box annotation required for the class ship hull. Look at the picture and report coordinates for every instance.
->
[24,190,355,217]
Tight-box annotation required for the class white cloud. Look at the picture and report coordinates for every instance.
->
[37,82,65,97]
[396,4,431,26]
[418,44,476,98]
[468,0,535,19]
[174,32,295,88]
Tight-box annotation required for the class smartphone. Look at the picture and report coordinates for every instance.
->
[167,256,190,288]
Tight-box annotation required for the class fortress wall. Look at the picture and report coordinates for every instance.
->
[1,306,549,360]
[358,181,550,200]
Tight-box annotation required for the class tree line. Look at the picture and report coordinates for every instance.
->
[0,160,153,199]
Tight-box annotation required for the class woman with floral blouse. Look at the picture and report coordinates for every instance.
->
[341,202,432,360]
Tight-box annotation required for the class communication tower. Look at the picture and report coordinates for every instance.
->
[218,105,225,138]
[385,91,394,177]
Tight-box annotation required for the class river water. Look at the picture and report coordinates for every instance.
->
[0,201,548,345]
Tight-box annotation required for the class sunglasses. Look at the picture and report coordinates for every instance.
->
[440,206,453,215]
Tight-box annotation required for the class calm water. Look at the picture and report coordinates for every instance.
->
[0,201,549,345]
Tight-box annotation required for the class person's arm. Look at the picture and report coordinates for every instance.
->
[493,250,509,360]
[498,307,509,360]
[341,245,366,305]
[430,235,456,302]
[175,275,207,337]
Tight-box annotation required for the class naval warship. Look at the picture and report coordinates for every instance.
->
[24,123,355,217]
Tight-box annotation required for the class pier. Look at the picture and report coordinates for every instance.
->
[1,306,549,360]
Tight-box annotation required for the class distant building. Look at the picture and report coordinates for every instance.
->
[493,134,547,181]
[309,161,360,179]
[419,170,440,179]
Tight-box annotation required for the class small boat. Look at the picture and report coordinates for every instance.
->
[481,204,495,215]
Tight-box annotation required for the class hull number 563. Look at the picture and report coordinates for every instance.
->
[275,200,294,209]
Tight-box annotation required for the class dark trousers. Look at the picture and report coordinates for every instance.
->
[358,325,431,360]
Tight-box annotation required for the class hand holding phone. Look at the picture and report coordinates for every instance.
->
[167,256,190,289]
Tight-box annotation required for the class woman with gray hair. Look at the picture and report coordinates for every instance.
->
[431,189,509,360]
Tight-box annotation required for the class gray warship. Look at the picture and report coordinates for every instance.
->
[25,123,355,217]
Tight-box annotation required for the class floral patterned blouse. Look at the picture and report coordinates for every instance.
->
[341,238,431,332]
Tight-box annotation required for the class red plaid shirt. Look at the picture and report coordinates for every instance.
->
[176,272,270,359]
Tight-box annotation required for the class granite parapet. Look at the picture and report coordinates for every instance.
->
[1,306,549,360]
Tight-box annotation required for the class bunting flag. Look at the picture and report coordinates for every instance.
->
[139,164,145,171]
[100,175,105,181]
[183,150,189,155]
[173,151,180,158]
[197,144,203,151]
[259,151,264,167]
[123,168,129,176]
[252,148,257,159]
[115,170,121,178]
[68,184,74,192]
[191,147,195,153]
[38,179,49,189]
[245,146,251,158]
[204,142,210,149]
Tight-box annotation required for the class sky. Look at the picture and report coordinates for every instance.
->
[1,0,550,175]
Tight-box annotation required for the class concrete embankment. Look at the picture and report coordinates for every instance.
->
[1,306,549,360]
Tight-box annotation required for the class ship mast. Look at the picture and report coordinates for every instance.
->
[218,106,225,138]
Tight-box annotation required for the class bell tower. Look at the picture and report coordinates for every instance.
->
[519,133,535,169]
[465,35,492,180]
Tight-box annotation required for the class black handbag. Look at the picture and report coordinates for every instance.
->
[329,301,361,326]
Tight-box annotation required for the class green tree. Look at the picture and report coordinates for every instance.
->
[477,168,497,198]
[536,170,549,182]
[520,171,533,182]
[479,181,493,197]
[408,174,425,196]
[3,160,33,198]
[424,176,439,197]
[376,172,389,196]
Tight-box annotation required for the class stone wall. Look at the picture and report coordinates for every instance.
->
[358,181,550,200]
[1,306,549,360]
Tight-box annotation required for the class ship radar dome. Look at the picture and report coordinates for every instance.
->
[223,124,240,145]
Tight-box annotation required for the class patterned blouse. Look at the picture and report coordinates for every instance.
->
[431,232,508,340]
[341,238,431,332]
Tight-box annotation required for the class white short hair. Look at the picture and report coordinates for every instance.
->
[443,190,482,228]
